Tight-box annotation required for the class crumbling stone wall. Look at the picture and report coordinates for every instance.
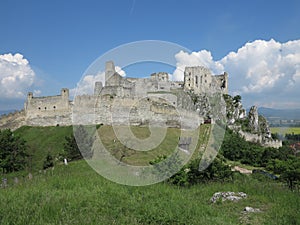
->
[0,61,228,130]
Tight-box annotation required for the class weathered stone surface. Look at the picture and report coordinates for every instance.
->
[248,106,259,132]
[244,206,261,213]
[210,191,247,203]
[0,61,228,130]
[225,96,282,148]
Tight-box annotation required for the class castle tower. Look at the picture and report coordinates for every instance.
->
[61,88,69,108]
[105,61,116,86]
[94,81,103,96]
[27,92,33,101]
[222,72,228,93]
[24,92,33,111]
[184,66,212,94]
[61,88,69,99]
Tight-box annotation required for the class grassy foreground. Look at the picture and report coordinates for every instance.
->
[1,160,299,225]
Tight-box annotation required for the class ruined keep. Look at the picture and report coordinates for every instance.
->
[184,66,228,94]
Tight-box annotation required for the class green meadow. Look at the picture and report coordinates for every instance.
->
[0,125,298,224]
[1,160,300,225]
[270,126,300,135]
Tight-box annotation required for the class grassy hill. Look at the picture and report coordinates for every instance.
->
[14,126,73,171]
[13,124,211,171]
[4,125,299,224]
[1,160,299,225]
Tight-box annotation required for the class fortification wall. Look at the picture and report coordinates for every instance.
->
[0,62,226,131]
[238,130,282,148]
[72,94,202,129]
[0,110,26,130]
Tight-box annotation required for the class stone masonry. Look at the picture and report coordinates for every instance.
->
[0,61,228,130]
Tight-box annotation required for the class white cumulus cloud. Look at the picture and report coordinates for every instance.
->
[0,53,37,99]
[174,39,300,108]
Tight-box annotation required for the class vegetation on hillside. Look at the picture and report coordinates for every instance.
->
[0,123,299,224]
[0,129,28,173]
[220,128,300,190]
[1,160,300,225]
[13,126,73,170]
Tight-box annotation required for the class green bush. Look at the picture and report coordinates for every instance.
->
[168,155,233,186]
[43,152,54,170]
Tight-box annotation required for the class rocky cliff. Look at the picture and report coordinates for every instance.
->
[222,95,282,148]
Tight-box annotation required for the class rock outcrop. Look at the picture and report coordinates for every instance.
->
[224,95,282,148]
[248,106,259,132]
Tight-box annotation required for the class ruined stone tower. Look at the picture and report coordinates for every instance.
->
[183,66,228,94]
[105,61,116,85]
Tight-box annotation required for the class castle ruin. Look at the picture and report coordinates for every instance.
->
[0,61,227,130]
[0,61,282,148]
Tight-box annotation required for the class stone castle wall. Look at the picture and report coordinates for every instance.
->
[0,110,26,130]
[238,130,282,148]
[0,61,227,130]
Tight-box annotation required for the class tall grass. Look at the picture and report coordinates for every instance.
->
[1,160,299,225]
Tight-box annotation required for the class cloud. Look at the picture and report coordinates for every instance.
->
[174,39,300,108]
[71,66,126,97]
[173,50,224,81]
[0,53,37,100]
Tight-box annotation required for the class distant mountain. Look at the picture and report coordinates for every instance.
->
[258,107,300,120]
[0,110,15,116]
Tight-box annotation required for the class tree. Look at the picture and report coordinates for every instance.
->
[64,125,94,161]
[43,152,54,169]
[233,95,241,104]
[0,129,28,173]
[64,134,82,161]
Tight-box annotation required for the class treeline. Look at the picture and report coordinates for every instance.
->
[285,133,300,141]
[220,129,300,190]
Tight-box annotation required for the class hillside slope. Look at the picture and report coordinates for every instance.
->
[14,126,73,170]
[1,160,299,225]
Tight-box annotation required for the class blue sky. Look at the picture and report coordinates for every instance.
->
[0,0,300,110]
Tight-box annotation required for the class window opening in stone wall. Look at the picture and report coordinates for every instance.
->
[38,107,41,110]
[53,106,56,110]
[44,107,47,110]
[195,76,198,87]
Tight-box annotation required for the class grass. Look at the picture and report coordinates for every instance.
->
[2,125,300,224]
[270,126,300,135]
[12,124,211,171]
[14,126,73,171]
[1,160,299,225]
[97,124,211,166]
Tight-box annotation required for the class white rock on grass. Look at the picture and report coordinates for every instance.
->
[210,191,247,203]
[244,206,261,213]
